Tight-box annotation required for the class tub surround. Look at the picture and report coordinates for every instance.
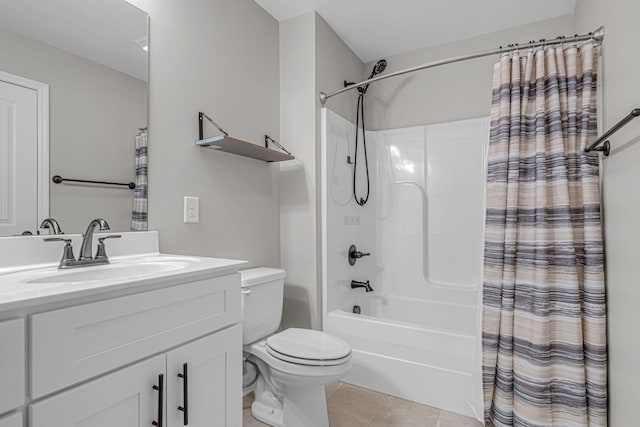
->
[322,109,487,420]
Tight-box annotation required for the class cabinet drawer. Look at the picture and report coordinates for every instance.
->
[30,355,165,427]
[0,319,25,415]
[0,412,22,427]
[31,274,240,398]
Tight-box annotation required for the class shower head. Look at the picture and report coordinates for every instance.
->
[360,59,387,94]
[368,59,387,79]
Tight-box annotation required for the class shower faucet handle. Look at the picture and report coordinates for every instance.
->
[348,244,370,266]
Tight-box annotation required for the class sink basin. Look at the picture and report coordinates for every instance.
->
[28,261,191,284]
[13,255,201,285]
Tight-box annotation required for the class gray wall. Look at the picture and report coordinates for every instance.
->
[315,14,364,125]
[314,13,365,327]
[279,12,363,330]
[362,15,574,130]
[130,0,281,267]
[0,26,147,234]
[574,2,640,425]
[279,12,318,329]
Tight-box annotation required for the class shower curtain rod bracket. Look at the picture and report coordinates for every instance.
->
[319,91,328,106]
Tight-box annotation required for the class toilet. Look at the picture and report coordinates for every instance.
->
[240,267,352,427]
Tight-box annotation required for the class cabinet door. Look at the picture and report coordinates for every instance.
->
[166,324,242,427]
[30,355,165,427]
[0,318,24,415]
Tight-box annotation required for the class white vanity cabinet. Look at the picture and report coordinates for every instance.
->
[0,266,242,427]
[30,325,241,427]
[0,318,25,416]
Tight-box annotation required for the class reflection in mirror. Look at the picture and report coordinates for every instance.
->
[0,0,148,236]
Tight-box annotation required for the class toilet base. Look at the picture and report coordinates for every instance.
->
[245,337,351,427]
[282,383,329,427]
[251,380,329,427]
[251,399,284,427]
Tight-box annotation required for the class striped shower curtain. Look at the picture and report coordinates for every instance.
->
[131,129,148,231]
[482,42,607,426]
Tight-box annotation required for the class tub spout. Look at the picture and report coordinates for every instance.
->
[351,280,373,292]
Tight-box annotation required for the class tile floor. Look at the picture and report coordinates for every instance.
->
[243,382,483,427]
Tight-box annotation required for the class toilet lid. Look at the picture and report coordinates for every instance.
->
[266,328,351,365]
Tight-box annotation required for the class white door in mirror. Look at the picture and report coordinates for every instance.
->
[184,196,199,223]
[0,79,38,236]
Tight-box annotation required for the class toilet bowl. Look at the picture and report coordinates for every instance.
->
[240,268,352,427]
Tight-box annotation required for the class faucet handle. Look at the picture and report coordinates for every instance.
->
[97,235,122,243]
[44,237,71,243]
[44,238,76,267]
[95,235,121,260]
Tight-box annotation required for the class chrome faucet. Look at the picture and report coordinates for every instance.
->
[40,218,63,235]
[351,280,373,292]
[79,218,110,261]
[45,219,121,269]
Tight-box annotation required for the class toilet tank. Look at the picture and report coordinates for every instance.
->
[240,267,286,345]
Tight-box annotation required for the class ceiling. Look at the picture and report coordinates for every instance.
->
[0,0,148,81]
[255,0,578,63]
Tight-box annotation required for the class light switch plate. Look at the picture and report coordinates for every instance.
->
[184,196,199,223]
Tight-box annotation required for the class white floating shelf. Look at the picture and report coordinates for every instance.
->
[195,135,295,163]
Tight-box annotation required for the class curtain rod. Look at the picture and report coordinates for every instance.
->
[319,26,605,106]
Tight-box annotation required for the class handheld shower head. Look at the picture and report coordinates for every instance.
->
[369,59,387,79]
[360,59,387,94]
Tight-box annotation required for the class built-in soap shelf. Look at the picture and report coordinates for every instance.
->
[195,112,294,162]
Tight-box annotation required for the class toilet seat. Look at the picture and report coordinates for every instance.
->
[266,328,351,366]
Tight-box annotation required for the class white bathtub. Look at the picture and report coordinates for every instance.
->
[325,294,482,419]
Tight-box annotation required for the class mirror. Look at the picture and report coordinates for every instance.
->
[0,0,148,236]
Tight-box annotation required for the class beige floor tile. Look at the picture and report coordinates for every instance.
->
[327,383,392,426]
[370,395,442,427]
[325,381,342,400]
[438,409,484,427]
[243,381,483,427]
[328,402,373,427]
[243,392,254,410]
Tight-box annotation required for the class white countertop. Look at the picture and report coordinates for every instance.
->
[0,231,248,312]
[0,253,247,312]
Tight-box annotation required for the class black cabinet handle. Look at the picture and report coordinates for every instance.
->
[152,374,164,427]
[177,363,189,425]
